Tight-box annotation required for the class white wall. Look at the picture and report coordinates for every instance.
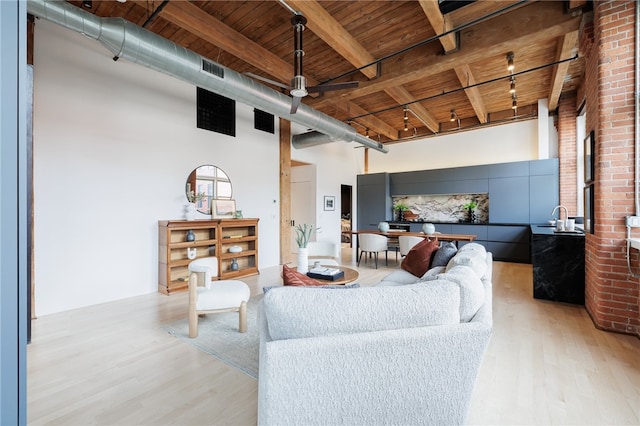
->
[367,120,541,173]
[32,21,285,315]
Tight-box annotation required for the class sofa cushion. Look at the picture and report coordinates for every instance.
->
[401,238,439,277]
[263,282,359,293]
[458,242,487,256]
[446,250,488,279]
[377,269,420,286]
[420,265,446,280]
[433,265,485,322]
[263,283,461,341]
[431,241,458,268]
[282,264,324,286]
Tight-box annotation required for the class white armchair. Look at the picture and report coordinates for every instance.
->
[188,257,250,338]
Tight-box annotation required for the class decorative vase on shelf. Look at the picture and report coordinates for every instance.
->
[378,222,390,232]
[297,247,309,274]
[186,229,195,242]
[422,223,435,235]
[230,258,239,271]
[185,203,197,221]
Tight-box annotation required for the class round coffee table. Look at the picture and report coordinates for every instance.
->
[310,265,359,285]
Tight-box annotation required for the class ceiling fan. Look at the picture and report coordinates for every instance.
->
[247,14,359,114]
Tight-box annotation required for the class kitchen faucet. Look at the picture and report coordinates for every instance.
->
[551,205,568,222]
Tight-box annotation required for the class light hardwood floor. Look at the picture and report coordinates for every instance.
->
[28,247,640,425]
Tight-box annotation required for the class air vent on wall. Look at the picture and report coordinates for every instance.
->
[254,109,275,134]
[202,59,224,78]
[197,87,235,137]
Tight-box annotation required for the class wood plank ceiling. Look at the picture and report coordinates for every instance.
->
[62,0,587,145]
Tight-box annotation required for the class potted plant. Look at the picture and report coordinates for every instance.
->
[294,224,319,273]
[463,201,478,223]
[394,203,410,221]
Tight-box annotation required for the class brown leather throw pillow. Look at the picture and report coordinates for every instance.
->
[400,238,439,277]
[282,264,324,286]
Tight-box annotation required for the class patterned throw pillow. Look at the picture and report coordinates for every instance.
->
[400,238,439,277]
[282,264,324,286]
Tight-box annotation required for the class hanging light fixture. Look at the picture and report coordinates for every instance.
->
[509,76,516,94]
[403,106,409,131]
[511,94,518,110]
[506,52,515,72]
[450,109,457,122]
[365,128,369,138]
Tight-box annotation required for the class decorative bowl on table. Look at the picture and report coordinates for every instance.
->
[228,245,243,253]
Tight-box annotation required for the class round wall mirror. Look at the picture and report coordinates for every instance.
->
[186,165,233,214]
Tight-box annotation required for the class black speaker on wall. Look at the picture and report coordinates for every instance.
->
[197,87,235,137]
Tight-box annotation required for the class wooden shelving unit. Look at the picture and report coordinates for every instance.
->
[158,218,259,294]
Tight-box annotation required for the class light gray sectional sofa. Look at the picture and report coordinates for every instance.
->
[258,243,493,426]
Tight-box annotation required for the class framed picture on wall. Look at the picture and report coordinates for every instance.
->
[584,130,595,183]
[584,184,594,234]
[212,199,236,219]
[324,196,335,211]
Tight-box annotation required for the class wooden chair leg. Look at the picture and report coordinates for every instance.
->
[357,251,364,266]
[238,300,247,333]
[374,252,378,269]
[188,307,198,338]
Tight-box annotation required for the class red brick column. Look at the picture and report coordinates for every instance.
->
[557,92,578,215]
[583,1,639,336]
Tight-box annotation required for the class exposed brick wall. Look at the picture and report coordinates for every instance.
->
[582,1,639,336]
[557,92,578,214]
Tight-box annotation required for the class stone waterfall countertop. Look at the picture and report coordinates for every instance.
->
[530,225,585,305]
[530,224,586,236]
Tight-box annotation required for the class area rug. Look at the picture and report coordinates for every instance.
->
[163,295,261,380]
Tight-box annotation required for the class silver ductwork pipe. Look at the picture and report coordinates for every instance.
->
[292,131,342,148]
[27,0,388,153]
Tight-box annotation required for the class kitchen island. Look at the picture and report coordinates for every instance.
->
[530,225,585,305]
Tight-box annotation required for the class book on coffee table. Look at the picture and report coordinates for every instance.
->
[307,267,345,281]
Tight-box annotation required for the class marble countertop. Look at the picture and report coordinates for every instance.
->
[530,224,585,237]
[389,221,528,226]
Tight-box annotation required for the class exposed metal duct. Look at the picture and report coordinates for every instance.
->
[27,0,388,153]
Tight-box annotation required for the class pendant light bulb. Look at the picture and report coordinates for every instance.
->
[509,76,516,94]
[450,109,456,122]
[506,52,515,72]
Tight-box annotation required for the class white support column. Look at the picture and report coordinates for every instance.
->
[538,98,550,159]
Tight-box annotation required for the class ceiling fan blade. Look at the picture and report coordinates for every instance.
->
[307,81,359,94]
[290,95,302,114]
[245,72,291,90]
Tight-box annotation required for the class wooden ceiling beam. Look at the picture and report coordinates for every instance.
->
[338,102,400,141]
[160,1,300,86]
[283,0,378,80]
[454,65,488,123]
[417,1,485,124]
[308,1,580,109]
[384,86,439,132]
[418,0,457,53]
[548,30,579,110]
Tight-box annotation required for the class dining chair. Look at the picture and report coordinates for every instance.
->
[357,233,389,268]
[399,235,425,257]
